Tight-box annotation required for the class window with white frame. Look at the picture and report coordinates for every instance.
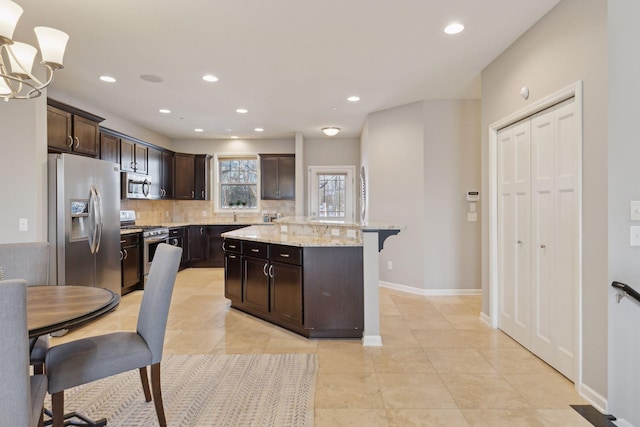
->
[218,156,258,209]
[308,166,355,221]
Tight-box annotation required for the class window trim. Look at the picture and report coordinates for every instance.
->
[214,153,261,213]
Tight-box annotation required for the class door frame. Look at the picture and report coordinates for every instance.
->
[488,81,583,382]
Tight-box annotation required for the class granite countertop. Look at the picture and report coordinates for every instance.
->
[273,216,405,231]
[120,228,142,235]
[222,225,362,247]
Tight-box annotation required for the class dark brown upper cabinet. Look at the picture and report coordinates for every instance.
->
[260,154,295,200]
[47,99,104,158]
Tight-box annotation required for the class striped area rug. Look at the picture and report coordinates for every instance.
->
[45,353,317,426]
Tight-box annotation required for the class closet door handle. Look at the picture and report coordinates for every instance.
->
[517,240,522,245]
[540,244,546,249]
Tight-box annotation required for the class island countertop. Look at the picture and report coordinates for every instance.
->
[221,225,362,247]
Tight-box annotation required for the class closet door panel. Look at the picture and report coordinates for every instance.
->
[497,121,531,347]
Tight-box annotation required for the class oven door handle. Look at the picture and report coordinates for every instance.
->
[145,236,168,244]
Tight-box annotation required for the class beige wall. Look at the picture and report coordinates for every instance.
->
[480,0,607,401]
[364,100,481,291]
[0,96,48,243]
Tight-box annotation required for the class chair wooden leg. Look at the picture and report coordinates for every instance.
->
[51,391,64,427]
[139,366,152,402]
[33,363,45,375]
[150,363,167,427]
[37,410,44,427]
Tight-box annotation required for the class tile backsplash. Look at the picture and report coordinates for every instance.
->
[121,199,295,225]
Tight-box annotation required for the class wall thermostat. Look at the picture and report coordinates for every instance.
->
[466,191,480,202]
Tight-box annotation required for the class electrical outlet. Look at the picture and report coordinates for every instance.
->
[346,229,357,238]
[387,261,393,270]
[280,225,288,233]
[202,210,208,217]
[631,226,640,246]
[331,228,340,237]
[19,218,28,231]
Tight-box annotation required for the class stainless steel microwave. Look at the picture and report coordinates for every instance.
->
[121,172,152,199]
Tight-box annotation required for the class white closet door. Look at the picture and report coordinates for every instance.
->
[530,98,578,380]
[497,120,531,347]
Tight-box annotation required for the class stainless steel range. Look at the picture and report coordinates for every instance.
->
[120,210,169,287]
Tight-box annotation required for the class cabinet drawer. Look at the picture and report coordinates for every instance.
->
[270,244,302,265]
[243,241,269,259]
[169,227,184,238]
[121,233,140,246]
[223,239,242,254]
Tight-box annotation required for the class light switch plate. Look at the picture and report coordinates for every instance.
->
[631,226,640,246]
[467,212,478,222]
[631,201,640,221]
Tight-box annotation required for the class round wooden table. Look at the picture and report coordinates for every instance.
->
[27,286,120,338]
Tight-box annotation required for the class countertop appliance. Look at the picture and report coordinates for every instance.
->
[48,154,121,296]
[119,210,168,286]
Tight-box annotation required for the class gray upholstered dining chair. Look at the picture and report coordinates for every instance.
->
[0,279,48,427]
[45,244,182,427]
[0,242,50,375]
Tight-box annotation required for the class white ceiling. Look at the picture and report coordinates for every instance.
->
[11,0,561,140]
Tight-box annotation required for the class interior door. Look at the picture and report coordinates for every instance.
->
[497,120,532,347]
[530,98,578,380]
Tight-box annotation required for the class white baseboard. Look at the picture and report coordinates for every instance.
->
[479,312,491,327]
[613,420,634,427]
[379,281,481,296]
[578,382,607,414]
[362,335,383,347]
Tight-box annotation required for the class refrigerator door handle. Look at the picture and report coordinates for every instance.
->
[88,186,99,254]
[94,185,104,253]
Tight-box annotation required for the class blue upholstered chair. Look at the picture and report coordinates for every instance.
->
[0,242,50,374]
[45,244,182,427]
[0,279,48,427]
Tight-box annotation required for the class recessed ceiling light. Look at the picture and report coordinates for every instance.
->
[202,74,219,82]
[347,96,360,102]
[444,22,464,35]
[231,135,239,139]
[322,127,340,136]
[194,128,204,132]
[254,128,264,132]
[99,75,116,83]
[159,109,171,114]
[236,108,248,114]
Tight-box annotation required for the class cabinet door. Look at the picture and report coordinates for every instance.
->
[100,132,120,164]
[122,243,141,289]
[72,115,99,157]
[270,261,302,325]
[224,252,243,302]
[174,153,195,199]
[161,152,174,198]
[243,257,270,312]
[194,154,210,200]
[135,144,148,174]
[277,155,295,200]
[260,156,279,200]
[204,227,225,267]
[188,226,204,263]
[147,147,162,198]
[120,139,136,172]
[47,106,73,152]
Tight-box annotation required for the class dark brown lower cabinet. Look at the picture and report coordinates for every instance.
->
[121,233,141,295]
[189,225,246,267]
[223,239,362,338]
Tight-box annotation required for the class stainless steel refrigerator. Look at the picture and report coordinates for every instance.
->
[48,153,121,295]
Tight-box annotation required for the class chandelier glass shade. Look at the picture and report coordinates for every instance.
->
[0,0,69,100]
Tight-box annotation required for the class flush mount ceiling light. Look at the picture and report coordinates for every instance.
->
[347,96,360,102]
[0,0,69,100]
[194,128,204,132]
[444,22,465,35]
[158,108,171,114]
[322,127,340,136]
[254,128,264,132]
[236,108,248,114]
[202,74,218,82]
[99,75,116,83]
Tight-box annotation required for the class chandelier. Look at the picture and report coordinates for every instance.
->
[0,0,69,100]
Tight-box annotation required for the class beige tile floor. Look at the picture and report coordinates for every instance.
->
[51,268,592,427]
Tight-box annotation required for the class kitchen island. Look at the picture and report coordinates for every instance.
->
[222,217,403,342]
